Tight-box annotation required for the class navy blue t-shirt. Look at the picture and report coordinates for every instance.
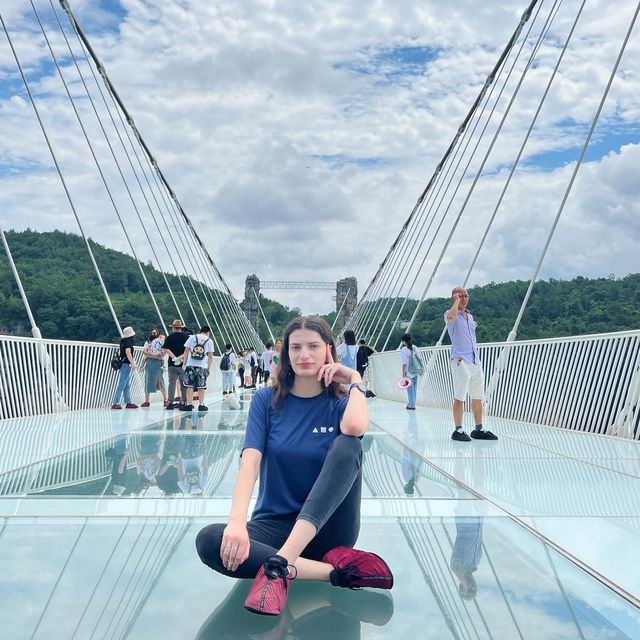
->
[243,387,349,520]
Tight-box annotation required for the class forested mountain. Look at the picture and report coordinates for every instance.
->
[0,230,637,348]
[357,275,639,350]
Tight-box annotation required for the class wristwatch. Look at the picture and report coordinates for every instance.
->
[348,382,367,395]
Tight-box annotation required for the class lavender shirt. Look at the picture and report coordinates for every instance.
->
[444,310,479,364]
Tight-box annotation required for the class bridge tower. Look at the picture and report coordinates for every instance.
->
[242,276,358,334]
[335,276,357,334]
[241,274,260,333]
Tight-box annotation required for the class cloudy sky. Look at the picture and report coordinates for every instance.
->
[0,0,638,315]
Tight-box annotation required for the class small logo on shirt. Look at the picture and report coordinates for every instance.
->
[312,426,334,434]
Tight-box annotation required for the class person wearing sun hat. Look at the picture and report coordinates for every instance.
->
[111,326,139,409]
[163,319,189,409]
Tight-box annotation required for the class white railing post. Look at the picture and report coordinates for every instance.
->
[484,330,517,415]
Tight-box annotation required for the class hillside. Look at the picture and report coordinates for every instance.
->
[0,230,637,348]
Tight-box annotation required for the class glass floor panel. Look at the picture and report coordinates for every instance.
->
[2,397,640,636]
[0,428,473,500]
[0,515,636,640]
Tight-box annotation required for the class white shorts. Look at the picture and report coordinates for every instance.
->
[450,359,484,401]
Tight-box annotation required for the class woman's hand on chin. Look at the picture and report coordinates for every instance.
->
[318,344,361,386]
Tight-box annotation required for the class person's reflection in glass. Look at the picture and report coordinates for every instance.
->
[178,413,208,495]
[194,580,393,640]
[401,411,423,496]
[136,430,163,493]
[217,410,243,432]
[450,517,483,600]
[156,432,180,496]
[106,434,128,496]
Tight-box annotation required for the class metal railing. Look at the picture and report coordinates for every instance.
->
[1,331,638,439]
[0,335,222,419]
[369,330,640,439]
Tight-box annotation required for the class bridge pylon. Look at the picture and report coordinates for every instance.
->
[334,277,357,334]
[241,274,260,334]
[242,275,358,336]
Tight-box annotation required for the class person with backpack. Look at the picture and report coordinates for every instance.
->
[445,287,498,441]
[356,339,375,379]
[220,344,236,395]
[399,333,423,411]
[111,326,138,409]
[180,325,214,412]
[336,330,358,370]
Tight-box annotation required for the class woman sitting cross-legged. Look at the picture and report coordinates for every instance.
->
[195,316,393,616]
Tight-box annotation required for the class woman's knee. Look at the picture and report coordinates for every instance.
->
[195,523,225,569]
[329,434,362,465]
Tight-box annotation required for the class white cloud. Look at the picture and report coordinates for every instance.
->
[0,0,638,318]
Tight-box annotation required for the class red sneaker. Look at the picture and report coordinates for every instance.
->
[140,401,150,407]
[110,403,122,410]
[322,547,393,589]
[125,402,139,409]
[244,555,294,616]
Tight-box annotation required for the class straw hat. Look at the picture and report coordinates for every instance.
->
[122,326,135,338]
[170,319,184,329]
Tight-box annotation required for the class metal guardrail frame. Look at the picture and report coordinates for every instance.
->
[0,335,222,419]
[369,330,640,439]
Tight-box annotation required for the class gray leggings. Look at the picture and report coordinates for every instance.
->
[196,434,362,578]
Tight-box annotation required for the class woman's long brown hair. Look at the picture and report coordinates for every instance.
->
[272,316,346,410]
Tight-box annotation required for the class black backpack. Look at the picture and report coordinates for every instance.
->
[110,349,123,371]
[219,352,231,371]
[191,336,210,361]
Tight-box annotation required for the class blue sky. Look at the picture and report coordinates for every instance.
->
[0,0,638,314]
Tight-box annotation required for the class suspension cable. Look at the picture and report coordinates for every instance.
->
[399,0,554,343]
[50,0,180,332]
[52,0,185,325]
[356,0,541,338]
[507,0,640,340]
[30,0,168,331]
[0,12,122,335]
[251,287,276,344]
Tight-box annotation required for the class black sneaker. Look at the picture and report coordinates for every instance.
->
[198,404,208,412]
[404,478,415,495]
[451,429,471,442]
[165,403,176,410]
[470,429,498,440]
[179,404,194,412]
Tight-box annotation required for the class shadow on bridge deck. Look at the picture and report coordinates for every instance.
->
[0,393,638,639]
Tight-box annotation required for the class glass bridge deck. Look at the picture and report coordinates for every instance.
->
[1,395,639,639]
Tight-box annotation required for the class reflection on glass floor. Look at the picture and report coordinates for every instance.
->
[0,413,471,500]
[0,516,637,639]
[1,395,639,638]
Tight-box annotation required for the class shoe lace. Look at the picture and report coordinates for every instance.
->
[334,563,361,589]
[264,559,297,582]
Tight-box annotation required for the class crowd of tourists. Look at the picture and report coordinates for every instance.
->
[111,285,496,441]
[110,324,378,412]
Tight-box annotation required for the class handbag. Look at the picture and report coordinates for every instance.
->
[110,349,123,371]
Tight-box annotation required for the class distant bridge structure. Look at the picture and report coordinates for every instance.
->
[241,276,357,337]
[259,281,336,290]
